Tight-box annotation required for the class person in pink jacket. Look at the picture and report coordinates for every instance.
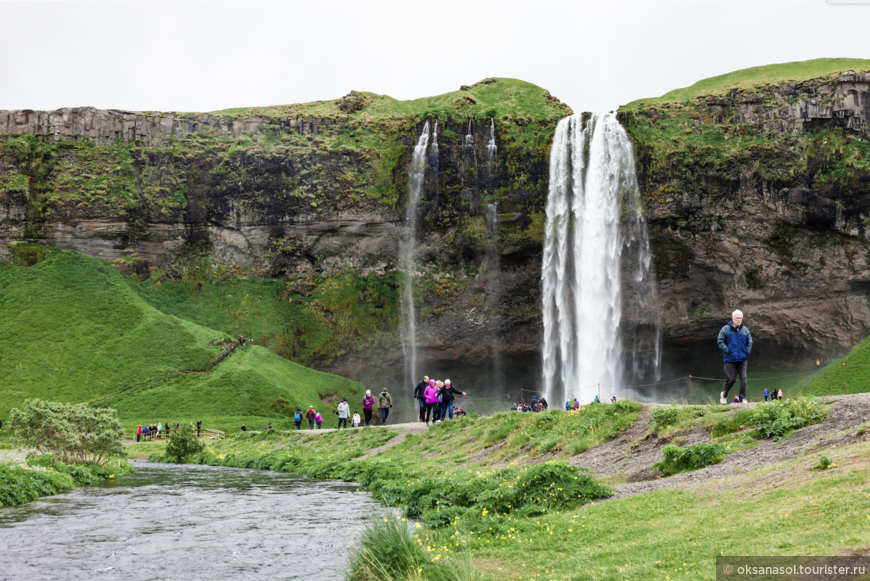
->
[362,390,375,427]
[423,380,439,425]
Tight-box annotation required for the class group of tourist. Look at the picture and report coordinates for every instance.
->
[511,395,549,412]
[289,389,394,430]
[136,422,177,442]
[413,376,466,424]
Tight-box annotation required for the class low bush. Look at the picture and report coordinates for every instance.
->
[651,406,679,430]
[654,443,726,476]
[0,456,133,507]
[712,398,828,439]
[165,424,204,462]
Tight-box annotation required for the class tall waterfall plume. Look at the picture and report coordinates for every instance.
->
[400,121,432,389]
[485,203,505,390]
[541,113,660,404]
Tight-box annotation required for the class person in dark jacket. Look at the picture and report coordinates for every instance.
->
[305,406,317,429]
[717,309,753,404]
[414,376,430,422]
[196,420,202,437]
[439,379,466,420]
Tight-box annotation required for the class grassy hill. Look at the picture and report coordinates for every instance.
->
[624,57,870,109]
[207,77,572,121]
[0,248,362,435]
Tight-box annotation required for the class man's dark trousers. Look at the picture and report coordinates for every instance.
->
[723,361,747,401]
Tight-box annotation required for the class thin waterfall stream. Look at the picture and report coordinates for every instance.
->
[400,121,431,389]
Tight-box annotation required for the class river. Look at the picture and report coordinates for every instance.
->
[0,462,386,581]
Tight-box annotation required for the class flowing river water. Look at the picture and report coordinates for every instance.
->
[0,462,386,581]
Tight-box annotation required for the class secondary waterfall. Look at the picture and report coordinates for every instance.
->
[486,118,497,171]
[485,203,505,390]
[541,112,659,404]
[400,121,431,389]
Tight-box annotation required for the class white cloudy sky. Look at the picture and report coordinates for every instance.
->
[3,1,869,114]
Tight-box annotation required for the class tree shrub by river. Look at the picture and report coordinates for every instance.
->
[0,455,133,507]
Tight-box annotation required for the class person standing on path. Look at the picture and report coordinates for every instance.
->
[423,380,439,424]
[136,425,142,442]
[294,408,303,430]
[305,406,316,429]
[362,390,375,427]
[777,389,783,400]
[337,398,350,429]
[315,411,323,429]
[352,412,362,428]
[196,420,202,437]
[414,376,429,422]
[718,309,753,404]
[439,379,466,420]
[764,388,769,402]
[378,388,393,425]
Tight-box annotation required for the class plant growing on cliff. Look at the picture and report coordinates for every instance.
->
[165,423,205,462]
[9,399,125,465]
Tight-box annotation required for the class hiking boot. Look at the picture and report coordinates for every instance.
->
[720,391,727,405]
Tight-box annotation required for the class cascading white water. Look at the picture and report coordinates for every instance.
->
[486,118,497,169]
[400,121,431,388]
[464,120,475,147]
[541,112,659,404]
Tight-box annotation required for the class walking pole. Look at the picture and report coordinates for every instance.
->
[842,363,849,394]
[688,375,693,405]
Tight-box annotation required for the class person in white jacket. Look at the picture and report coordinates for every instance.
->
[337,398,350,429]
[352,412,362,428]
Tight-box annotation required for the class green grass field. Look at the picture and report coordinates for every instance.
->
[624,57,870,108]
[0,249,363,437]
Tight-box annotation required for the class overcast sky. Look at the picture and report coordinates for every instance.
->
[3,1,869,114]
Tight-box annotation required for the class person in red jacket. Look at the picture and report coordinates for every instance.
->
[305,406,316,429]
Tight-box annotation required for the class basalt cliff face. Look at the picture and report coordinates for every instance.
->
[3,69,870,386]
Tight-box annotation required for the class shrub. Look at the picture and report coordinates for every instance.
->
[165,423,204,462]
[712,398,828,439]
[10,399,125,464]
[654,443,727,476]
[813,455,834,471]
[651,406,679,431]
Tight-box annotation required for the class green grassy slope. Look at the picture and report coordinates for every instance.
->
[126,270,399,368]
[625,57,870,108]
[0,249,363,434]
[801,350,867,397]
[208,78,571,121]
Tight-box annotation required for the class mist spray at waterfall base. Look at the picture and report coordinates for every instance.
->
[541,113,660,406]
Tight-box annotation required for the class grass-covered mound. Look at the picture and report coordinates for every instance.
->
[0,249,363,435]
[802,343,869,396]
[625,57,870,108]
[209,77,571,122]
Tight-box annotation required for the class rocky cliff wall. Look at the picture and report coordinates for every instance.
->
[4,71,870,385]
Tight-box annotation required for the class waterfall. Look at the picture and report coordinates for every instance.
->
[400,121,431,389]
[430,120,440,174]
[485,203,505,391]
[464,120,475,147]
[541,112,659,404]
[486,118,497,171]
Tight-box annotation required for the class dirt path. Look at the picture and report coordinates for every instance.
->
[565,393,870,502]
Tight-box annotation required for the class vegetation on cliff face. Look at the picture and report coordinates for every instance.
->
[0,250,363,435]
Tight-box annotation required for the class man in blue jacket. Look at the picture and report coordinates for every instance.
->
[718,310,753,404]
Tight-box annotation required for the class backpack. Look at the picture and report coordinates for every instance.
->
[294,412,302,422]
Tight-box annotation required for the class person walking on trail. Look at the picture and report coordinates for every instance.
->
[294,408,303,430]
[423,380,439,425]
[573,398,579,410]
[157,422,163,439]
[439,379,466,420]
[352,412,362,428]
[378,388,393,425]
[136,425,142,443]
[238,334,245,347]
[718,309,753,404]
[433,381,445,422]
[337,398,350,429]
[777,389,783,400]
[196,420,202,437]
[362,391,375,427]
[315,411,323,429]
[414,376,430,423]
[763,388,770,402]
[305,406,316,429]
